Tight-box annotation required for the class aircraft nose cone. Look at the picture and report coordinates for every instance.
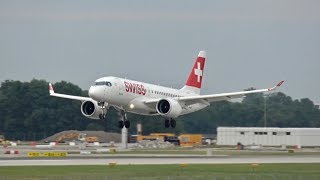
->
[89,86,100,101]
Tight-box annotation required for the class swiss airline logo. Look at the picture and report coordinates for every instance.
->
[194,62,203,83]
[185,55,206,88]
[124,81,146,95]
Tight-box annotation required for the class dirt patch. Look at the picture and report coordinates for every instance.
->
[40,130,121,143]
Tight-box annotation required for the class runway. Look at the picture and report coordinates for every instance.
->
[1,155,320,166]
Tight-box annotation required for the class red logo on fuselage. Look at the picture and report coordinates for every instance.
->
[124,81,146,95]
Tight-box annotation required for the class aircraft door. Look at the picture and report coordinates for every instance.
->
[118,79,125,96]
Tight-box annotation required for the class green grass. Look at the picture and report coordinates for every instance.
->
[0,164,320,179]
[118,149,206,155]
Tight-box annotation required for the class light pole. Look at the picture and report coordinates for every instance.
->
[264,95,267,127]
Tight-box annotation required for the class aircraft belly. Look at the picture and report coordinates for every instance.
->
[126,109,158,116]
[126,97,157,115]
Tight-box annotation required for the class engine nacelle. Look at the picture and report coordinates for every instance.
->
[81,101,105,120]
[156,99,182,118]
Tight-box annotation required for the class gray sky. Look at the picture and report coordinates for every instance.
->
[0,0,319,103]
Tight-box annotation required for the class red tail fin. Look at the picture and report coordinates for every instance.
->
[185,51,206,89]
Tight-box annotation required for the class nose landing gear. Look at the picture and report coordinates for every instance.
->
[165,118,176,128]
[98,102,108,120]
[99,114,106,120]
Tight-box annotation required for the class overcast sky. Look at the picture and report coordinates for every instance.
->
[0,0,319,103]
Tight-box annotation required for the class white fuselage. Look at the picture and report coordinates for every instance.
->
[88,76,208,116]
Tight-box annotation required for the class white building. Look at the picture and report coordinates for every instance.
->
[217,127,320,147]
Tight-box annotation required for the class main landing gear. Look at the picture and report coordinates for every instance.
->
[165,118,176,128]
[118,110,130,129]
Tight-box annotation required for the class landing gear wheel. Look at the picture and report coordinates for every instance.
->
[124,121,130,128]
[99,114,105,120]
[165,119,170,128]
[118,121,124,128]
[170,119,176,128]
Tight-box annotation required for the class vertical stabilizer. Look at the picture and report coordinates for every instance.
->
[180,51,206,94]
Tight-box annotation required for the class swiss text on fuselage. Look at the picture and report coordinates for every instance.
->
[124,81,146,95]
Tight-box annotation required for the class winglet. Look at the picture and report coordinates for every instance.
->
[49,83,54,95]
[268,80,285,91]
[276,80,285,87]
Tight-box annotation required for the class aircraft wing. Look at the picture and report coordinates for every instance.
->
[144,81,284,105]
[49,83,92,102]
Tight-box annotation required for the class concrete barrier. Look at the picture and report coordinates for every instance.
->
[80,151,91,155]
[35,145,52,149]
[5,150,18,154]
[96,148,110,153]
[49,142,58,146]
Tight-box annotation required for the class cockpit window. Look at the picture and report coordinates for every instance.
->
[106,82,112,87]
[95,81,112,86]
[95,81,105,86]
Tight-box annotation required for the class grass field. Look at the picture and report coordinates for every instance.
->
[0,163,320,180]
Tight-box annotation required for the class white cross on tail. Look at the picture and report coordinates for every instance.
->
[194,62,203,83]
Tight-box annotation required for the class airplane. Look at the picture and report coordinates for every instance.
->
[49,51,284,129]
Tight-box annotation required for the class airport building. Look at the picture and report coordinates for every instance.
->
[217,127,320,147]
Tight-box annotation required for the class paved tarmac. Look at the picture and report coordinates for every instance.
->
[1,155,320,166]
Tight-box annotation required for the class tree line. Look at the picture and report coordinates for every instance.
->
[0,79,319,141]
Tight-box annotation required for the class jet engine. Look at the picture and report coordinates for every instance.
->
[81,101,105,120]
[156,99,182,118]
